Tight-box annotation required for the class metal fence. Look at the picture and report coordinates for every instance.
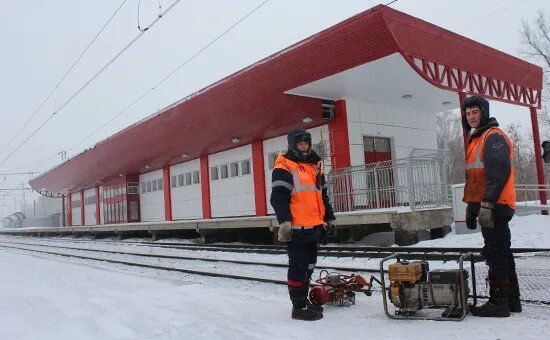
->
[514,184,550,215]
[326,149,451,212]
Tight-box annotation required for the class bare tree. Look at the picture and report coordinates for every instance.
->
[504,123,544,201]
[436,110,465,184]
[521,10,550,138]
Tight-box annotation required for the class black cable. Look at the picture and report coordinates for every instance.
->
[66,0,271,155]
[138,0,162,31]
[0,0,128,159]
[0,0,183,168]
[11,0,270,178]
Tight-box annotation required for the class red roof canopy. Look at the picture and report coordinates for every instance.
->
[30,5,543,193]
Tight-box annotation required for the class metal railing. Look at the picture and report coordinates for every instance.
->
[514,184,550,214]
[326,149,451,212]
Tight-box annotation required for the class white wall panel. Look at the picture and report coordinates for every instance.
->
[345,99,438,166]
[71,194,81,226]
[84,188,96,225]
[139,170,165,222]
[170,159,202,220]
[209,145,255,217]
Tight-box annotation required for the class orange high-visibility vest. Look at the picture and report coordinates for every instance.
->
[463,127,516,209]
[274,154,325,228]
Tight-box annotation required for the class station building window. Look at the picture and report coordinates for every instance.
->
[230,162,239,177]
[210,167,219,180]
[171,176,177,188]
[220,164,228,179]
[241,160,251,175]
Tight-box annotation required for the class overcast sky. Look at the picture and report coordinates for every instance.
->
[1,0,549,216]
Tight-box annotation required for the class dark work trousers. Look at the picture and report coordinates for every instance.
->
[287,226,324,284]
[481,213,516,283]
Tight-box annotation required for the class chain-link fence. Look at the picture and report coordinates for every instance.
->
[326,149,451,212]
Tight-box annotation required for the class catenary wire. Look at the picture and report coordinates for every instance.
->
[0,0,128,159]
[0,0,183,169]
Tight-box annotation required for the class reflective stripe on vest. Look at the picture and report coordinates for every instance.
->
[273,154,325,227]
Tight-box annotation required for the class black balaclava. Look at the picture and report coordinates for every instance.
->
[286,128,312,162]
[461,95,490,131]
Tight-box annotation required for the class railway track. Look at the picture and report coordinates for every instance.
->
[0,239,381,273]
[1,239,550,307]
[3,236,489,261]
[7,235,550,258]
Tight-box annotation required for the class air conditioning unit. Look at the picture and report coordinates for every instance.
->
[321,99,335,120]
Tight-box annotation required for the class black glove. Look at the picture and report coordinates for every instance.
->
[465,205,477,230]
[325,220,336,237]
[478,202,495,228]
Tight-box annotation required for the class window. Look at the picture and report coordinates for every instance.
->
[157,178,163,190]
[171,176,177,188]
[184,173,191,185]
[178,174,184,186]
[193,170,200,184]
[141,182,146,194]
[127,183,139,194]
[374,137,391,153]
[220,164,228,179]
[230,162,239,177]
[364,136,391,153]
[85,196,95,205]
[241,160,251,175]
[210,167,218,180]
[268,152,280,169]
[152,179,158,191]
[146,181,152,192]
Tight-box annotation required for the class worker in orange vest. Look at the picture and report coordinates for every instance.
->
[462,96,520,317]
[271,128,336,321]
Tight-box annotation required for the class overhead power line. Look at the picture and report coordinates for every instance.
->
[0,0,183,168]
[0,0,128,159]
[5,0,271,176]
[0,172,38,176]
[67,0,271,154]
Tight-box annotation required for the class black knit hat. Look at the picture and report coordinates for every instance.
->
[461,95,490,130]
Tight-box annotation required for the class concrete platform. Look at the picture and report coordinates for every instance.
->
[0,207,453,245]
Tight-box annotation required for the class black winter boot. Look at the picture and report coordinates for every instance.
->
[288,285,323,321]
[307,300,324,314]
[291,307,323,321]
[508,273,522,313]
[471,286,510,317]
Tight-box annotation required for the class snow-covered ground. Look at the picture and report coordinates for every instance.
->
[415,214,550,248]
[1,214,549,340]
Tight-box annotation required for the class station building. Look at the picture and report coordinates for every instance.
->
[28,5,544,238]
